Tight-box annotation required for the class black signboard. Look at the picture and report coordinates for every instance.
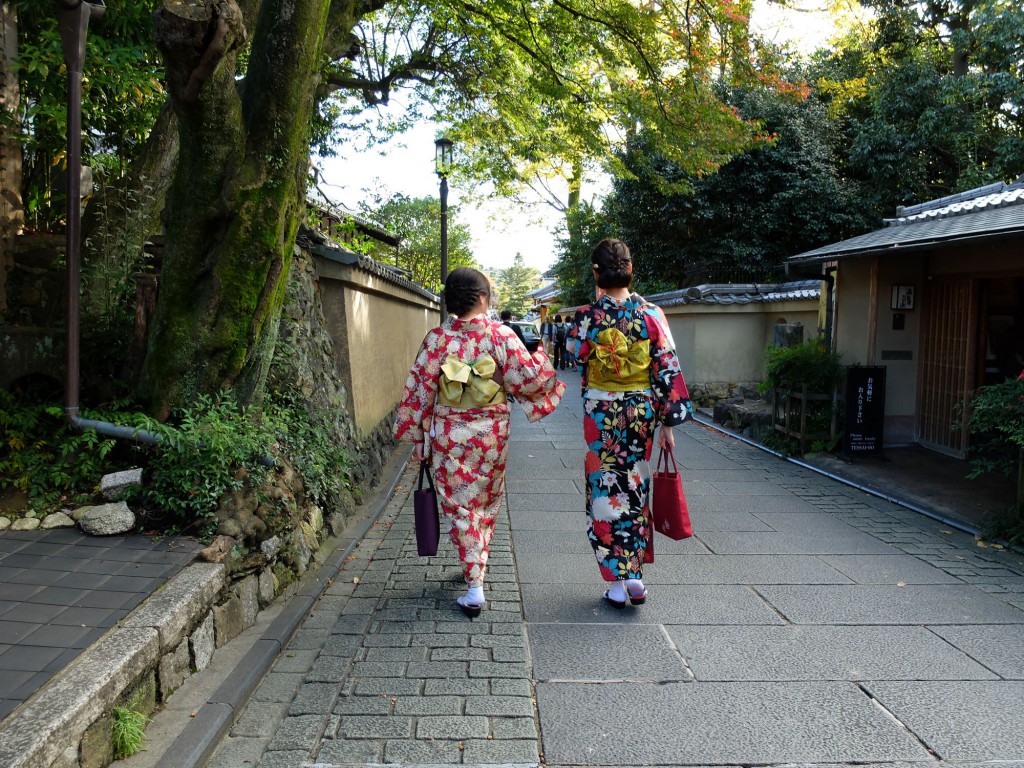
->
[843,366,886,455]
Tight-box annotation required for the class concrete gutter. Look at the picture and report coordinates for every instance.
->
[0,446,410,768]
[152,445,411,768]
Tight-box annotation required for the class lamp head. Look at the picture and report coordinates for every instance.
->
[434,137,454,178]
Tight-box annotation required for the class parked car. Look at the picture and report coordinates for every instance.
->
[508,321,541,353]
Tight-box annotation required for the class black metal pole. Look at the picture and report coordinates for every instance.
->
[439,175,448,319]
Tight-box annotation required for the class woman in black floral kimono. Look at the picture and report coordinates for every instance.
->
[569,239,692,607]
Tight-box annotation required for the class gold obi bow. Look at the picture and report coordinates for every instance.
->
[438,354,507,408]
[587,328,652,391]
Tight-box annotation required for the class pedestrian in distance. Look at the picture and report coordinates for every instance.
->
[568,238,692,608]
[500,309,527,347]
[540,314,556,357]
[395,267,566,618]
[552,314,566,370]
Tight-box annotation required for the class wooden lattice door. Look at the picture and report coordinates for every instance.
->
[917,278,976,458]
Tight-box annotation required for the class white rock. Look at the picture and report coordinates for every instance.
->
[99,467,143,501]
[0,517,11,531]
[40,512,76,529]
[77,501,136,536]
[189,612,215,673]
[11,517,41,531]
[260,535,282,560]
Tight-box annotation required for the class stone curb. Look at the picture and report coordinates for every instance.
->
[153,445,413,768]
[0,562,225,768]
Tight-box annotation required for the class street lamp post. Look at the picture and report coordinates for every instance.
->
[434,137,453,317]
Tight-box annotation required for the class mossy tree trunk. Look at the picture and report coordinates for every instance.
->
[140,0,340,418]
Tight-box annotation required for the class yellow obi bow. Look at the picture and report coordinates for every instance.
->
[587,328,652,391]
[438,354,507,408]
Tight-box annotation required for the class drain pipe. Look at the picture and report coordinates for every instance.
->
[690,414,983,537]
[57,0,161,447]
[57,0,274,468]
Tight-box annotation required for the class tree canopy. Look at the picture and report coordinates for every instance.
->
[494,253,541,318]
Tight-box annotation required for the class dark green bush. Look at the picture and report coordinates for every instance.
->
[962,377,1024,480]
[760,339,843,394]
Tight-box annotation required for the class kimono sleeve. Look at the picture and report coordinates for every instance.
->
[645,306,692,427]
[497,325,566,422]
[393,329,443,443]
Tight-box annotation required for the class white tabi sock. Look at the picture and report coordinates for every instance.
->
[465,586,485,606]
[606,581,627,603]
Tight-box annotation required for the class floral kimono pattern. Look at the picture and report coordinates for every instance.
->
[570,294,691,582]
[395,315,565,587]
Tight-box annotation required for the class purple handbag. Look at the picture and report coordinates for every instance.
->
[414,460,440,556]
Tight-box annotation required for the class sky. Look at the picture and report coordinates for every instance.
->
[315,1,848,278]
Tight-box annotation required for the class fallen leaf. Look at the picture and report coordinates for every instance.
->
[991,543,1004,550]
[353,576,360,584]
[977,540,988,549]
[940,530,953,535]
[896,581,906,587]
[528,454,535,458]
[190,711,197,717]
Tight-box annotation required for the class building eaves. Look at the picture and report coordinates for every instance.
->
[647,280,821,307]
[300,227,438,302]
[787,203,1024,265]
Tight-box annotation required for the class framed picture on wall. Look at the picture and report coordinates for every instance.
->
[891,285,915,310]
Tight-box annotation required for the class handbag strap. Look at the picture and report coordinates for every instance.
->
[657,447,678,474]
[418,459,436,492]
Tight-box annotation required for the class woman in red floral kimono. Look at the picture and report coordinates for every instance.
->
[395,267,565,617]
[570,239,692,608]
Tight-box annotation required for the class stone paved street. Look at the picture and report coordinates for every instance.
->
[206,370,1024,767]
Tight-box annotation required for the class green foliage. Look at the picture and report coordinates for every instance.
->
[13,0,165,230]
[551,202,613,309]
[962,378,1024,480]
[597,82,876,288]
[111,706,148,760]
[136,395,273,536]
[359,194,477,292]
[494,253,541,317]
[0,390,124,511]
[264,389,349,511]
[762,340,844,394]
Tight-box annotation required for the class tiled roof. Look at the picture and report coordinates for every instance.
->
[647,280,821,307]
[528,281,560,302]
[300,225,438,303]
[788,179,1024,265]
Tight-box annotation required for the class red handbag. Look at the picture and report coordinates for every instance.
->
[652,448,693,540]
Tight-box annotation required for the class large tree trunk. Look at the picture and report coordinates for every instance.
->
[140,0,333,418]
[0,2,21,318]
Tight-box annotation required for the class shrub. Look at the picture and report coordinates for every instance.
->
[962,377,1024,480]
[135,394,274,537]
[0,390,129,512]
[760,339,843,394]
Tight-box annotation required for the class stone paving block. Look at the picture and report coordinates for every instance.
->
[252,672,305,703]
[529,624,690,682]
[698,530,899,555]
[461,738,540,763]
[289,683,340,715]
[206,735,270,768]
[522,583,786,625]
[490,716,538,739]
[230,699,292,738]
[264,714,324,752]
[350,660,407,677]
[255,749,310,768]
[382,738,463,764]
[364,646,429,662]
[465,695,534,716]
[270,649,319,674]
[668,625,999,681]
[536,680,930,765]
[424,678,488,696]
[393,695,462,715]
[330,615,373,634]
[469,660,529,678]
[492,646,527,662]
[758,584,1024,624]
[416,715,489,739]
[305,655,353,683]
[336,714,412,738]
[315,737,384,764]
[819,554,963,584]
[362,633,413,648]
[927,625,1024,679]
[352,677,423,696]
[490,678,532,697]
[470,632,526,648]
[407,660,469,678]
[285,627,330,650]
[431,646,490,661]
[512,529,712,555]
[320,634,362,656]
[332,693,392,715]
[864,681,1024,760]
[411,633,468,648]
